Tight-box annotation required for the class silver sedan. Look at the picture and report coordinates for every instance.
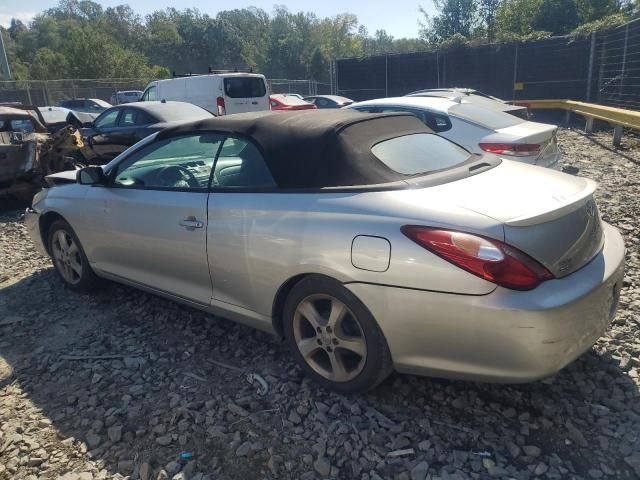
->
[25,110,625,393]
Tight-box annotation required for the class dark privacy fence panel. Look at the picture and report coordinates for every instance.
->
[336,18,640,109]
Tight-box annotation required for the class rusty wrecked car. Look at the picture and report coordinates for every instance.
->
[0,105,84,202]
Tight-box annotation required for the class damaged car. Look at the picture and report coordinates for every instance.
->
[26,110,625,393]
[0,105,84,202]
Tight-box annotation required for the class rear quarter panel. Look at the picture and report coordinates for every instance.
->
[208,190,500,318]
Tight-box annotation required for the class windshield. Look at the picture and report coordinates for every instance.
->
[224,77,267,98]
[38,107,69,124]
[449,103,525,130]
[371,133,471,176]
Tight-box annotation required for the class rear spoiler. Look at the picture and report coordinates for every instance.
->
[505,178,598,227]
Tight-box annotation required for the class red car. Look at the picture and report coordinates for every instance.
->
[269,94,317,111]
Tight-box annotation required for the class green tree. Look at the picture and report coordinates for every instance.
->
[479,0,502,41]
[419,0,477,44]
[309,47,327,80]
[533,0,580,34]
[30,47,69,79]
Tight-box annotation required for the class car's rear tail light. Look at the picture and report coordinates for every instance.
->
[479,143,541,157]
[401,226,554,290]
[216,96,226,116]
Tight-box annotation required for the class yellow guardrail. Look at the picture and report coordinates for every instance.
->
[512,99,640,146]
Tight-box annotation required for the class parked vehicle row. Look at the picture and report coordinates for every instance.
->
[27,108,625,393]
[110,90,143,105]
[141,73,270,115]
[406,87,529,118]
[79,101,212,163]
[59,98,111,114]
[347,96,561,168]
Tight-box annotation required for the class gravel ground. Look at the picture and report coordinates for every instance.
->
[1,128,640,480]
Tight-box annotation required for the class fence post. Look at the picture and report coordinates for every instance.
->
[385,54,389,97]
[442,54,446,87]
[613,125,623,147]
[619,24,629,97]
[597,34,607,103]
[25,82,32,105]
[512,42,519,101]
[436,51,440,88]
[42,82,49,106]
[585,117,594,134]
[586,32,596,101]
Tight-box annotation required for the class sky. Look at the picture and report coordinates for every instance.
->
[0,0,435,38]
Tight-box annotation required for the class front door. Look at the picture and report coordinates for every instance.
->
[206,135,279,316]
[82,132,224,304]
[89,108,123,161]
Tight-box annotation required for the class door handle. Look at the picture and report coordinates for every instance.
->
[179,216,204,230]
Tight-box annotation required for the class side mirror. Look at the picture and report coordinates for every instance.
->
[77,166,106,185]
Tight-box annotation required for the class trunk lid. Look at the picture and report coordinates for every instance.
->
[485,121,560,167]
[427,159,603,277]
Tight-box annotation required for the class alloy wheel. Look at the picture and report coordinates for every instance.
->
[292,294,367,382]
[51,229,83,285]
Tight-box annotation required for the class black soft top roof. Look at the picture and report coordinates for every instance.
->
[159,110,432,188]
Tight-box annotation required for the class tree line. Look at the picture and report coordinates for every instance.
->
[1,0,638,83]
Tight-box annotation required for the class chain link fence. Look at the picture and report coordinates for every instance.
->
[596,18,640,109]
[335,18,640,109]
[267,79,331,97]
[0,78,331,107]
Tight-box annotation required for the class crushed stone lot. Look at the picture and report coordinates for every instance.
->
[1,128,640,480]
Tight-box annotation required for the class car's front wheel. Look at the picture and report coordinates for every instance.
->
[47,219,100,292]
[283,275,393,393]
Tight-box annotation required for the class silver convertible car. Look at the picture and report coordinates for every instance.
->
[25,110,625,393]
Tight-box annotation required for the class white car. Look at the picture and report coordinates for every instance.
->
[141,72,270,116]
[347,96,561,168]
[406,87,529,118]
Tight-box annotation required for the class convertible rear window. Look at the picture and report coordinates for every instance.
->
[224,77,267,98]
[371,133,470,175]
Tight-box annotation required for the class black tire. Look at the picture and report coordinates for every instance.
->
[283,275,393,393]
[47,219,100,292]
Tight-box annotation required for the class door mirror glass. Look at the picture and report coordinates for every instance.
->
[77,166,105,185]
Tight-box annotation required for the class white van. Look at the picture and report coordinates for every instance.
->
[140,73,269,116]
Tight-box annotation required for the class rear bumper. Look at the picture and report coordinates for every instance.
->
[346,222,625,383]
[25,208,47,256]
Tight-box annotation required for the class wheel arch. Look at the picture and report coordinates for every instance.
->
[39,211,69,255]
[271,273,312,338]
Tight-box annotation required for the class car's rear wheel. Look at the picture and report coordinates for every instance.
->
[283,275,393,393]
[47,219,100,292]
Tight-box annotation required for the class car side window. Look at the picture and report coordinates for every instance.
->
[143,86,158,102]
[213,136,276,189]
[113,133,224,190]
[119,109,154,127]
[270,100,278,108]
[95,109,120,129]
[316,98,329,107]
[119,109,136,126]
